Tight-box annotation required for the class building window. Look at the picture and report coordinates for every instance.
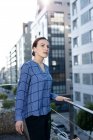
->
[72,0,77,15]
[75,91,81,101]
[51,37,64,45]
[68,13,71,19]
[68,37,71,44]
[54,1,62,5]
[80,0,90,9]
[73,37,78,47]
[90,30,93,42]
[69,60,72,67]
[24,26,28,34]
[74,73,80,83]
[69,72,72,80]
[83,73,93,85]
[38,32,41,35]
[51,12,64,23]
[81,31,90,45]
[53,73,65,82]
[50,13,54,18]
[91,52,93,63]
[81,10,90,25]
[73,18,78,29]
[52,50,65,58]
[90,8,93,20]
[67,2,70,6]
[82,51,93,64]
[69,49,72,56]
[53,85,66,94]
[51,24,64,34]
[68,25,71,32]
[83,93,91,104]
[74,55,78,65]
[82,52,90,64]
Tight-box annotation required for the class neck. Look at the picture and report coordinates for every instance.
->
[33,56,44,64]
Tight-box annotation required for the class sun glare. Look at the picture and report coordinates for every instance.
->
[41,0,50,6]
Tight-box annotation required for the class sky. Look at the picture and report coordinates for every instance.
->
[0,0,37,70]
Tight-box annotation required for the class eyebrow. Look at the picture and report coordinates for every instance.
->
[40,43,49,46]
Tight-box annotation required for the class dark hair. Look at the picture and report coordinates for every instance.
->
[32,37,48,56]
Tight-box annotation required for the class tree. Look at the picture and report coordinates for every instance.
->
[12,87,17,95]
[51,102,57,112]
[76,103,93,140]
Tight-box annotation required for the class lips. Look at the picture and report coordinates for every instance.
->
[43,52,48,54]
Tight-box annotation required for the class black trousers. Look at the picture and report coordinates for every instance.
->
[25,112,51,140]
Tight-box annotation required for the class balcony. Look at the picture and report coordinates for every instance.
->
[0,96,93,140]
[50,100,93,140]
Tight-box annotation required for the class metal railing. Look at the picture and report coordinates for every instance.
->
[0,85,93,140]
[51,100,93,140]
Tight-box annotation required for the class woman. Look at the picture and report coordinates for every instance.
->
[15,37,70,140]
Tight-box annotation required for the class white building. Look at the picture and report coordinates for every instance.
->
[17,22,32,81]
[6,22,32,83]
[70,0,93,106]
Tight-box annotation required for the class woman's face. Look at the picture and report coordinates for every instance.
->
[33,39,49,58]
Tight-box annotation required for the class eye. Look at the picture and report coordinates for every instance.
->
[41,44,44,47]
[41,44,49,48]
[47,45,49,48]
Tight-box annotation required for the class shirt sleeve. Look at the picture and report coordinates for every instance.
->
[15,63,31,121]
[50,92,58,100]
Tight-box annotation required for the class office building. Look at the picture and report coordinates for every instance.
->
[70,0,93,105]
[6,22,32,83]
[31,0,72,97]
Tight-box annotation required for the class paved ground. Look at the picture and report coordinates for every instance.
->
[0,133,55,140]
[0,134,27,140]
[0,113,68,140]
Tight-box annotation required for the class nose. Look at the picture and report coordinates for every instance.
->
[45,45,49,51]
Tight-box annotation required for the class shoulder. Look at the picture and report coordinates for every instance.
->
[21,60,38,73]
[21,60,34,68]
[20,60,34,71]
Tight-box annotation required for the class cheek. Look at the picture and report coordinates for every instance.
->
[37,48,42,52]
[36,48,42,54]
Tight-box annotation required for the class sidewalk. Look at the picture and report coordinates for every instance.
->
[0,133,55,140]
[0,134,27,140]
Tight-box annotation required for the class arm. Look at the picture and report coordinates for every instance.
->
[15,63,31,121]
[55,96,70,102]
[15,63,31,134]
[50,93,70,102]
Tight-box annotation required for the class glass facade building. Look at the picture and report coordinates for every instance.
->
[31,0,72,96]
[48,12,66,94]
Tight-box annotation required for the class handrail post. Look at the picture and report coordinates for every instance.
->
[69,103,74,140]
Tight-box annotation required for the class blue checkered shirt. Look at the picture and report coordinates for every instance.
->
[15,60,57,121]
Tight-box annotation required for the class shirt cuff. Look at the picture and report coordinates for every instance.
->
[50,93,58,100]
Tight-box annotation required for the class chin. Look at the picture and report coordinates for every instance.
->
[44,55,48,58]
[42,54,48,58]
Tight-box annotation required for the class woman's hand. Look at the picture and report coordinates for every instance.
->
[55,96,71,102]
[15,121,24,135]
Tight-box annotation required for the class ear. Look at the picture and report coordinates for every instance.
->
[33,47,37,53]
